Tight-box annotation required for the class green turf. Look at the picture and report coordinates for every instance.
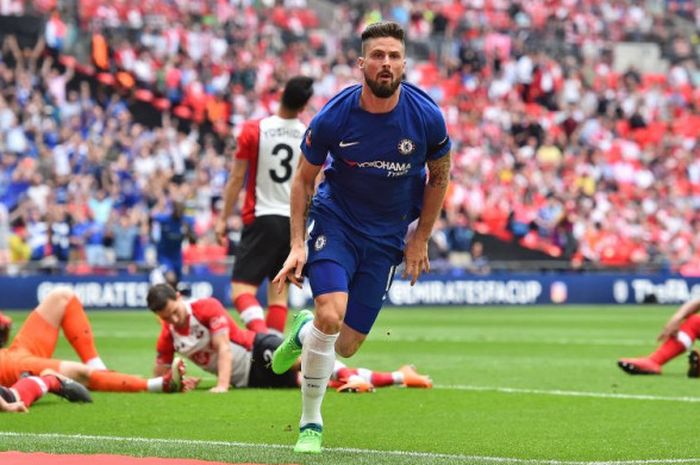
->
[2,305,700,464]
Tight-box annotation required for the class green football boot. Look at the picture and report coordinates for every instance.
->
[271,309,313,374]
[294,424,323,454]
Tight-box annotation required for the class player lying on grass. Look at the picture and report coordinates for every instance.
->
[146,283,432,392]
[0,311,11,348]
[618,298,700,376]
[0,369,92,413]
[0,288,197,393]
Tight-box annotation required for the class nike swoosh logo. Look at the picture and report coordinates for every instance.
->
[339,140,360,148]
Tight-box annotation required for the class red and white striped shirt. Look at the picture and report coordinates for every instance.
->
[236,115,306,224]
[156,298,255,387]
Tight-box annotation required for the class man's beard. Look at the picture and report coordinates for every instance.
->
[365,71,401,98]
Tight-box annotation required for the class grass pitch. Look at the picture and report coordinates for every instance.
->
[2,305,700,464]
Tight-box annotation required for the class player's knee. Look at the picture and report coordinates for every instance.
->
[58,361,91,385]
[314,294,346,333]
[42,287,75,311]
[314,311,343,334]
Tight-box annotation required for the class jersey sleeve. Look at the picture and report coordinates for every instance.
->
[425,107,452,161]
[152,213,167,223]
[191,298,231,337]
[155,323,175,366]
[235,120,259,161]
[300,114,333,166]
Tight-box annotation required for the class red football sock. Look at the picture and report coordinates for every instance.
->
[649,314,700,365]
[680,314,700,340]
[650,339,685,365]
[41,375,62,393]
[11,377,46,407]
[87,371,148,392]
[370,372,396,387]
[62,296,100,363]
[234,293,268,334]
[336,367,356,382]
[266,305,288,333]
[335,367,395,387]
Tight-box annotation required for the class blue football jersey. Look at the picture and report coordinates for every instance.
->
[301,82,451,241]
[153,214,193,259]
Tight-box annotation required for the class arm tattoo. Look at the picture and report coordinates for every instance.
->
[302,192,312,224]
[427,152,451,188]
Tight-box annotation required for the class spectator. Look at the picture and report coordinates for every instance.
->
[47,203,71,263]
[151,200,194,287]
[108,211,140,263]
[8,225,30,265]
[0,203,10,267]
[466,241,491,276]
[88,189,113,226]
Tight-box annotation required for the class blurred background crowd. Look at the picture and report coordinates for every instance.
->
[0,0,699,277]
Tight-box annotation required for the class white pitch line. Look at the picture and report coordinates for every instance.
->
[366,335,650,347]
[0,432,699,465]
[436,384,700,403]
[91,332,650,347]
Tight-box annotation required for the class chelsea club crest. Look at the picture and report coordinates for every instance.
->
[314,235,327,251]
[397,138,416,155]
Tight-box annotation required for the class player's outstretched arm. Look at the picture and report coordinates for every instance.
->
[210,332,233,393]
[403,152,452,285]
[273,157,322,292]
[658,298,700,342]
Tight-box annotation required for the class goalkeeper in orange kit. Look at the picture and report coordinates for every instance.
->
[0,289,198,394]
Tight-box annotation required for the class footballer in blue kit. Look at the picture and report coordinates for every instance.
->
[302,81,451,333]
[304,81,451,241]
[270,21,452,454]
[152,202,194,287]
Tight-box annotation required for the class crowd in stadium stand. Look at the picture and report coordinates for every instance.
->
[0,0,699,276]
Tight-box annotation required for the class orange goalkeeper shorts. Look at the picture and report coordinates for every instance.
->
[0,311,61,385]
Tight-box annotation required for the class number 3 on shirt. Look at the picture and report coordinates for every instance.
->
[269,143,293,183]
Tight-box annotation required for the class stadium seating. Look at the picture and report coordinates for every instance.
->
[0,0,699,276]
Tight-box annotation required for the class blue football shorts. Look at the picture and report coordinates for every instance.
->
[158,256,182,280]
[305,212,402,334]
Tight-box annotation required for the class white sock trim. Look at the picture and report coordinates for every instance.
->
[678,331,693,350]
[268,328,284,338]
[147,377,164,392]
[86,357,107,370]
[356,368,372,384]
[240,306,264,324]
[28,376,49,394]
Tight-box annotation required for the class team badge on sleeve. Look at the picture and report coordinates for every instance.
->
[398,138,416,155]
[305,128,312,147]
[314,235,327,251]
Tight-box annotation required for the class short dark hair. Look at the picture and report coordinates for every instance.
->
[361,21,405,55]
[147,283,177,312]
[281,76,314,111]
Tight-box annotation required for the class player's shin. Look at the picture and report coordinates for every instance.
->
[300,324,338,429]
[649,315,700,365]
[234,293,268,334]
[87,370,149,392]
[11,376,49,407]
[266,304,288,335]
[62,295,106,369]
